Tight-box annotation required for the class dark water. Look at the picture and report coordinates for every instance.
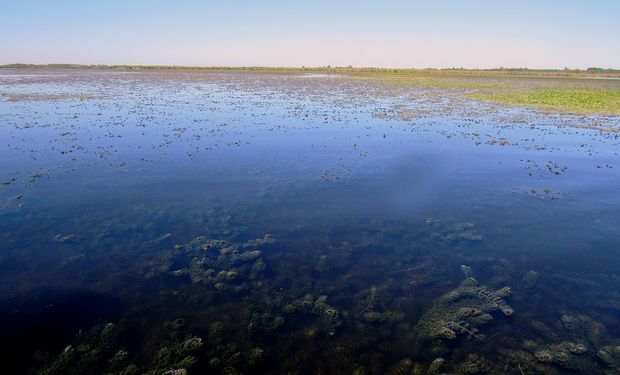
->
[1,70,619,374]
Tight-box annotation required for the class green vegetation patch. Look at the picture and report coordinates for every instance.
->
[474,89,620,115]
[385,80,500,88]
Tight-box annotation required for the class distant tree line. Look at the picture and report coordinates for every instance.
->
[1,64,619,77]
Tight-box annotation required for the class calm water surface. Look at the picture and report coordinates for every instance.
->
[1,70,619,374]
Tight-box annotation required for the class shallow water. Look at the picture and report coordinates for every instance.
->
[1,70,620,374]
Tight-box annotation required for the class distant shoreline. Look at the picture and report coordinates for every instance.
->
[1,64,620,78]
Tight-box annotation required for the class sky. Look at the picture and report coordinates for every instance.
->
[1,0,619,69]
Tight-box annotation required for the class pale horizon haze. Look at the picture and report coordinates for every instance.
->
[1,0,619,69]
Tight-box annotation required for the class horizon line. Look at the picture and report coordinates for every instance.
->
[1,63,619,72]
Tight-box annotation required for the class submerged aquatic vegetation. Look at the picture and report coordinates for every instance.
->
[502,314,620,374]
[533,341,589,370]
[597,345,620,370]
[147,234,275,293]
[429,222,484,243]
[34,322,207,375]
[413,265,513,342]
[33,319,246,375]
[283,294,342,330]
[34,322,124,375]
[33,316,272,375]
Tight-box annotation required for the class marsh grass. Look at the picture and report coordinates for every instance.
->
[384,80,500,88]
[474,89,620,115]
[355,70,620,115]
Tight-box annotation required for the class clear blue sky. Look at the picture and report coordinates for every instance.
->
[1,0,619,68]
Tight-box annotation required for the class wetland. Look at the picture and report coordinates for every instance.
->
[1,68,619,374]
